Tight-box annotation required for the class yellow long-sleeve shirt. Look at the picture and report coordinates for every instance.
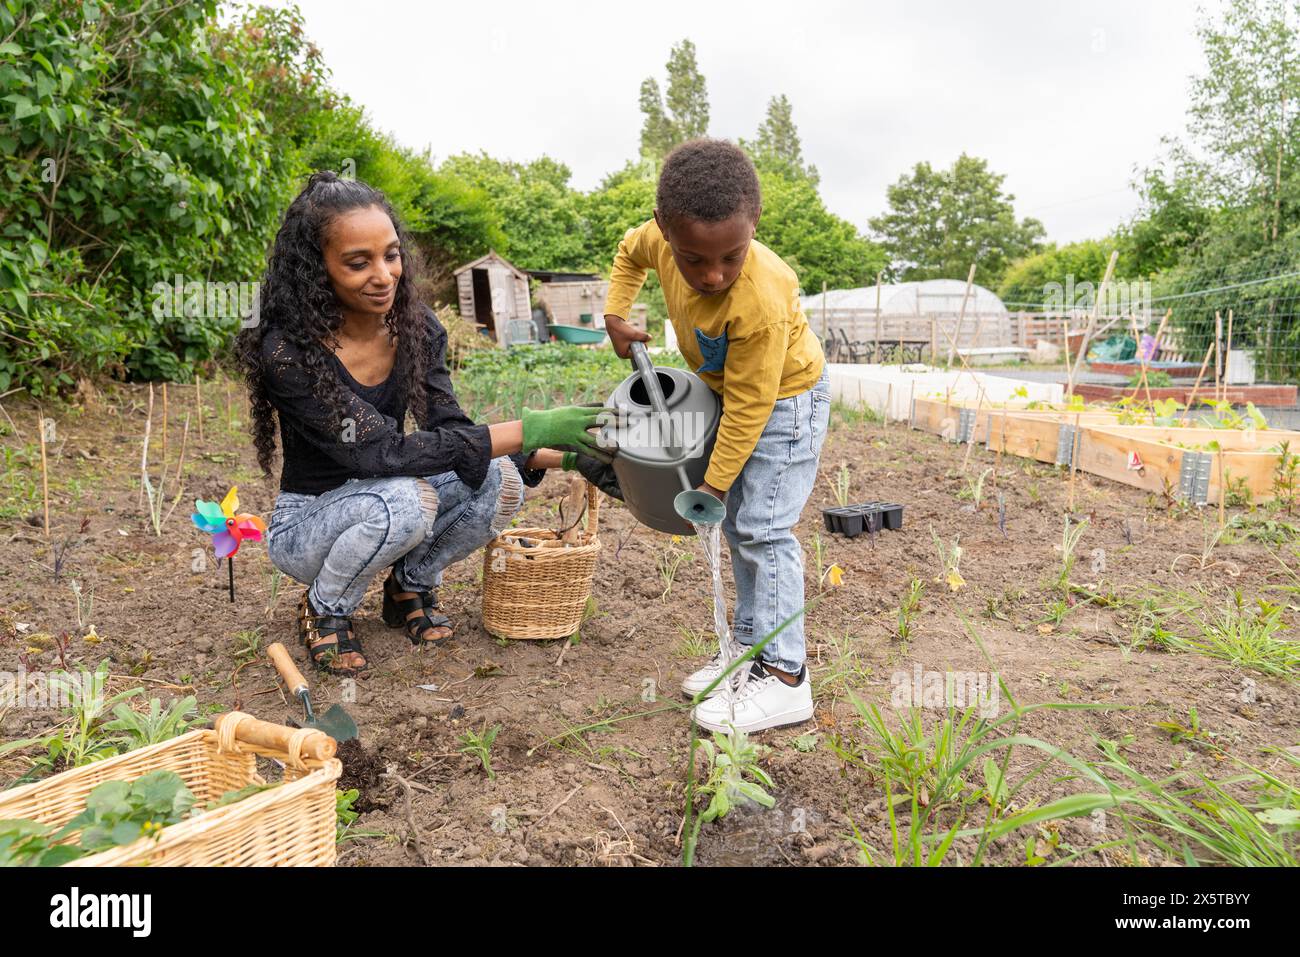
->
[604,219,824,491]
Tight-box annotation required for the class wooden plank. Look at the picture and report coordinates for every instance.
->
[1078,426,1297,504]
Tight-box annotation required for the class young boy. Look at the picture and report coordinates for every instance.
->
[602,138,829,734]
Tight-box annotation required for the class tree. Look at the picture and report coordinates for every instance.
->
[1115,166,1213,278]
[438,153,588,272]
[757,172,888,293]
[870,154,1045,287]
[743,95,818,185]
[1181,0,1300,246]
[582,163,657,268]
[997,239,1114,307]
[638,39,709,164]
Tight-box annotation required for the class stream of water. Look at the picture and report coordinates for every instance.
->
[691,519,742,725]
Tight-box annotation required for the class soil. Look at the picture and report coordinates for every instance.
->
[2,378,1297,867]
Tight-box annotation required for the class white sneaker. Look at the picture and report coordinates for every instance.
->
[681,638,747,698]
[691,662,814,735]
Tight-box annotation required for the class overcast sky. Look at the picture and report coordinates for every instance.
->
[257,0,1213,246]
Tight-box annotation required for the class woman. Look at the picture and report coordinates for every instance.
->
[236,171,608,676]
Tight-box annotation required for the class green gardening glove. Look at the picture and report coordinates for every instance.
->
[521,404,607,456]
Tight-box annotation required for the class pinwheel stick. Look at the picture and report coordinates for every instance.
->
[228,556,235,603]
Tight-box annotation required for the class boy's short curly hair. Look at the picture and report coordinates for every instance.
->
[657,139,762,227]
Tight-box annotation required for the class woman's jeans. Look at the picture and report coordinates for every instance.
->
[724,369,830,674]
[266,457,524,617]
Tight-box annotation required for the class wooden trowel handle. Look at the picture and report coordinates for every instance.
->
[267,641,308,696]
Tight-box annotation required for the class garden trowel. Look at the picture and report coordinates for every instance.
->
[267,641,358,742]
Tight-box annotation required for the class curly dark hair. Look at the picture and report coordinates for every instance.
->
[235,171,430,478]
[656,139,762,228]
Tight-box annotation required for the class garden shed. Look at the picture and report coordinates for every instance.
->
[529,271,609,332]
[454,251,532,346]
[801,279,1014,362]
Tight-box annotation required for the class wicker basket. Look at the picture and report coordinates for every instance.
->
[0,711,342,867]
[481,482,601,639]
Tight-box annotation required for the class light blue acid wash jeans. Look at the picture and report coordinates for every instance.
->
[266,457,524,618]
[724,369,830,674]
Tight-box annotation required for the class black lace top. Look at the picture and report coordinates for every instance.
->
[262,308,544,495]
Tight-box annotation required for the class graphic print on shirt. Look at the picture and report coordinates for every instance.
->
[694,326,729,373]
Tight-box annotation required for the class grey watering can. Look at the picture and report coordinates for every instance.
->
[601,342,724,535]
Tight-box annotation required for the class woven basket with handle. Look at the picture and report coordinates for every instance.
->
[0,711,341,867]
[481,481,601,640]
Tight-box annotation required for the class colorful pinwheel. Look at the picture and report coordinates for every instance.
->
[192,486,267,602]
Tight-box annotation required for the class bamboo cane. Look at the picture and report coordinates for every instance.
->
[1067,412,1082,513]
[1066,249,1119,398]
[161,382,169,478]
[138,383,154,508]
[1184,342,1216,417]
[37,407,49,537]
[947,263,977,369]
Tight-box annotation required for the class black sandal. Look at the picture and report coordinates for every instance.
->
[298,591,368,676]
[382,570,454,648]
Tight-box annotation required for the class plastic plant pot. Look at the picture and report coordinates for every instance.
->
[880,504,904,530]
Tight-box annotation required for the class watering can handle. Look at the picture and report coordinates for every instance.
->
[629,340,688,483]
[629,341,671,420]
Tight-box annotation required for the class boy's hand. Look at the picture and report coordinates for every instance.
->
[695,481,725,502]
[605,314,650,359]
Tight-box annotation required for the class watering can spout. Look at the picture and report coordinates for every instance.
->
[674,488,725,526]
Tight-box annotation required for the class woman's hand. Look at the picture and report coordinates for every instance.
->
[604,314,650,359]
[521,404,609,456]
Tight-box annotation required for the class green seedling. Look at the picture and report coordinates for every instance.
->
[459,722,502,780]
[958,468,993,509]
[931,527,965,591]
[1053,516,1089,593]
[657,536,695,601]
[684,729,774,850]
[897,578,924,641]
[102,695,202,751]
[827,461,851,507]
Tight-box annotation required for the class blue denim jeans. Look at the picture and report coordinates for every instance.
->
[724,369,830,673]
[266,457,523,617]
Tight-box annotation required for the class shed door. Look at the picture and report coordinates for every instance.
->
[488,267,514,344]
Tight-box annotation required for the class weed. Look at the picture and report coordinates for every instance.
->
[897,578,924,641]
[1170,591,1297,679]
[674,625,711,659]
[1170,515,1240,576]
[1154,707,1221,752]
[232,629,262,666]
[459,722,502,780]
[657,536,695,601]
[814,633,872,697]
[1273,440,1298,516]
